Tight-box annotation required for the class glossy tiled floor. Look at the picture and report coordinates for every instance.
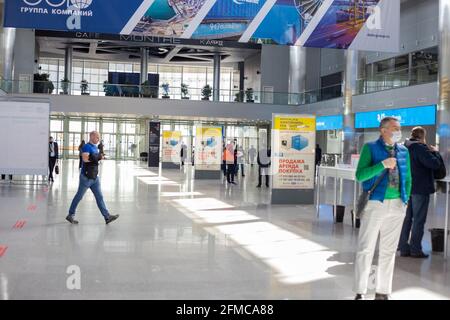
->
[0,160,449,300]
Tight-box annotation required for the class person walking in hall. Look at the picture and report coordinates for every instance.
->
[48,136,59,182]
[249,145,257,167]
[67,131,119,225]
[78,140,85,169]
[180,142,188,166]
[257,147,271,188]
[1,174,13,181]
[315,144,322,167]
[98,140,105,158]
[237,145,245,177]
[225,141,237,185]
[222,145,227,176]
[398,127,442,258]
[353,117,412,300]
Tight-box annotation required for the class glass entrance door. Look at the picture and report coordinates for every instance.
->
[119,135,136,159]
[102,133,117,159]
[68,133,82,157]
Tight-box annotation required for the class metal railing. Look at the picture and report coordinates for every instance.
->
[0,63,439,106]
[356,62,438,95]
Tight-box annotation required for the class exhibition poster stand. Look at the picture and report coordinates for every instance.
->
[162,131,181,169]
[194,126,222,180]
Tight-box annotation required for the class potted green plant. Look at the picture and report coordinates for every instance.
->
[60,78,70,95]
[181,83,189,99]
[245,88,254,103]
[103,80,115,96]
[33,73,54,94]
[201,84,212,101]
[234,90,244,102]
[161,83,170,98]
[80,80,89,95]
[141,80,153,98]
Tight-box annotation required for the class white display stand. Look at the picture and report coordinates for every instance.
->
[0,100,50,177]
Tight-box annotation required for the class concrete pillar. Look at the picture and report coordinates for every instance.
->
[2,28,16,92]
[64,46,73,93]
[213,52,221,101]
[438,0,450,168]
[288,46,307,104]
[342,50,365,164]
[140,47,148,84]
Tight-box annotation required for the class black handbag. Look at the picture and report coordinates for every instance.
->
[55,163,59,175]
[355,169,389,219]
[433,152,447,180]
[83,162,98,180]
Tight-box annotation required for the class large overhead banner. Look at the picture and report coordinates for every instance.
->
[5,0,400,52]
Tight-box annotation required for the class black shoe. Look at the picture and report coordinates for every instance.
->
[66,215,79,224]
[231,182,237,185]
[256,185,261,188]
[105,214,119,224]
[400,252,411,257]
[266,185,270,188]
[354,294,364,300]
[374,293,389,300]
[411,252,429,258]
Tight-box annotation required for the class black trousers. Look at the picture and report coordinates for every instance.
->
[49,157,57,179]
[227,164,235,183]
[258,167,269,186]
[1,175,12,180]
[79,156,83,169]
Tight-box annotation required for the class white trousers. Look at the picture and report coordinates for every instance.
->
[353,199,406,295]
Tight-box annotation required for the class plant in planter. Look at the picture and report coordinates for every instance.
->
[201,84,212,101]
[161,83,170,98]
[60,78,70,95]
[80,80,89,95]
[103,80,115,96]
[245,88,254,103]
[33,73,54,94]
[234,90,244,102]
[181,83,189,99]
[141,80,157,98]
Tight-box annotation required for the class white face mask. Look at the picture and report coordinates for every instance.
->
[391,131,402,143]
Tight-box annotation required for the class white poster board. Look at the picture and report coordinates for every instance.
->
[0,101,50,175]
[162,131,181,164]
[194,126,222,171]
[272,114,316,189]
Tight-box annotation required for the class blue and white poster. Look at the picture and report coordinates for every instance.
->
[355,105,437,129]
[4,0,400,52]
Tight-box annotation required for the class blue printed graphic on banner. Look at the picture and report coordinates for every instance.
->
[316,115,343,131]
[355,105,436,129]
[192,0,265,40]
[291,135,308,151]
[250,0,303,45]
[4,0,144,34]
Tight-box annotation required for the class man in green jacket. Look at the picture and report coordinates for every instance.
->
[353,117,412,300]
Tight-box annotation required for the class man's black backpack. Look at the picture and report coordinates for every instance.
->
[433,152,447,180]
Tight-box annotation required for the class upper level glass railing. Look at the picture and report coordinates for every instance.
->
[0,62,438,106]
[356,62,438,95]
[0,78,343,106]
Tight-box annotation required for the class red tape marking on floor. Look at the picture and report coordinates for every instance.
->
[27,204,37,212]
[13,220,26,229]
[37,194,46,202]
[0,246,8,257]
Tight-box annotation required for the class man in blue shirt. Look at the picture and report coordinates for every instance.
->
[67,131,119,225]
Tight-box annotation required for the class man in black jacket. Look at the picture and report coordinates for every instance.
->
[48,136,59,182]
[398,127,441,258]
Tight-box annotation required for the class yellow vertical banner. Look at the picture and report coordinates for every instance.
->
[195,127,222,171]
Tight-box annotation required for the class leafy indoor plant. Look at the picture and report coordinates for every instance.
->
[181,83,189,99]
[60,78,70,95]
[245,88,254,103]
[234,90,244,102]
[103,80,115,96]
[33,73,54,94]
[161,83,170,98]
[201,84,212,101]
[80,80,89,95]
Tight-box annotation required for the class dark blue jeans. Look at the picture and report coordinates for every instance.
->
[69,174,110,219]
[399,194,430,255]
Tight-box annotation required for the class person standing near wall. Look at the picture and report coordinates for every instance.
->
[225,142,236,185]
[257,147,271,188]
[249,145,257,167]
[353,117,412,300]
[180,142,188,166]
[398,127,441,258]
[67,131,119,225]
[48,136,59,182]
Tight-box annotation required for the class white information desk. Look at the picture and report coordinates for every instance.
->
[316,165,450,258]
[316,166,358,228]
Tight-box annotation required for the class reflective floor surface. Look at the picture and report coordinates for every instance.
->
[0,160,449,300]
